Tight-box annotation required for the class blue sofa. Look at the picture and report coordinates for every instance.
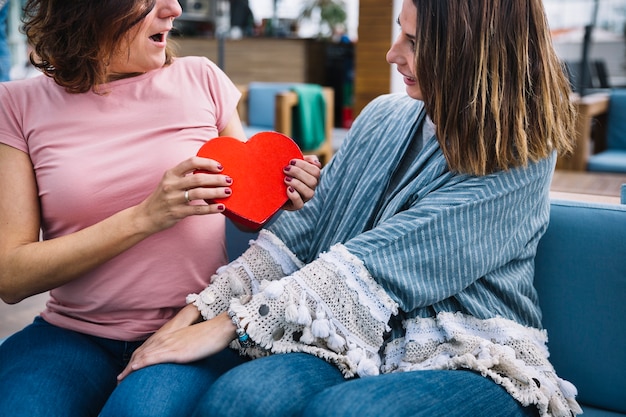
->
[226,199,626,416]
[3,200,625,416]
[533,199,626,416]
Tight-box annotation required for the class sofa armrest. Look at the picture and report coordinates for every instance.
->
[534,199,626,414]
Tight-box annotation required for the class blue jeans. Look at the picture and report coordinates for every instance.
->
[0,3,11,81]
[193,353,539,417]
[0,317,247,417]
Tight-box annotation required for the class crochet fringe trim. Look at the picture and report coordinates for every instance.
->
[321,244,398,322]
[382,312,582,417]
[256,230,304,276]
[229,246,399,378]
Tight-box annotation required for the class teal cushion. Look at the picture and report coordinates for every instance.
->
[534,200,626,413]
[587,149,626,173]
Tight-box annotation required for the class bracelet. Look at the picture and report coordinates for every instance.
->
[229,311,254,348]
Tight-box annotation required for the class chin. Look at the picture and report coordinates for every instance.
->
[406,89,423,101]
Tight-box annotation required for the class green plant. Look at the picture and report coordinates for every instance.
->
[300,0,347,38]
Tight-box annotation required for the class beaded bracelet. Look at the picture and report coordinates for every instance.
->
[229,310,254,348]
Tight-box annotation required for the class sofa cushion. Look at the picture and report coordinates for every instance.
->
[225,218,258,261]
[582,406,626,417]
[587,149,626,173]
[534,200,626,414]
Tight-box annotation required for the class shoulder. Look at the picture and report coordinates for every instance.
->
[368,92,421,108]
[360,93,424,119]
[0,75,52,98]
[167,56,233,85]
[170,56,222,74]
[0,75,57,114]
[350,93,424,134]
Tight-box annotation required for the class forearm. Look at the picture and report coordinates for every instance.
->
[0,204,153,303]
[228,244,398,377]
[187,230,303,320]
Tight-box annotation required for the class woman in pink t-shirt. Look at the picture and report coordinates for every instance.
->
[0,0,320,415]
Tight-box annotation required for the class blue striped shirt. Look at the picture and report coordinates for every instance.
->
[268,93,554,333]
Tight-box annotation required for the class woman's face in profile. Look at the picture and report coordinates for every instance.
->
[386,0,422,100]
[107,0,181,76]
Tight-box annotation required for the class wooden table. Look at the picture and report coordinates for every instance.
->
[556,92,610,171]
[550,170,626,204]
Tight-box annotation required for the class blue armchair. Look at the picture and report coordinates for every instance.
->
[237,82,335,165]
[586,89,626,173]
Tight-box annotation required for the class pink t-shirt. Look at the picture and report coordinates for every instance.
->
[0,56,241,341]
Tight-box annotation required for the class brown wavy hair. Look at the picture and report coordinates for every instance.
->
[413,0,576,175]
[23,0,175,94]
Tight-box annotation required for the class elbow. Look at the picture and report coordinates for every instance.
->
[0,293,23,305]
[0,288,25,305]
[0,276,29,305]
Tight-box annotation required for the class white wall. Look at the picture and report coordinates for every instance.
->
[390,0,403,94]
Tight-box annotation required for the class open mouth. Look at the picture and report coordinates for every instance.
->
[149,32,165,42]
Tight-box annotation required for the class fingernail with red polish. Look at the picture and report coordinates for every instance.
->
[285,177,292,182]
[288,187,295,193]
[225,177,232,184]
[217,204,225,211]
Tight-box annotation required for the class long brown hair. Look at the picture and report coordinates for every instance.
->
[23,0,175,94]
[413,0,576,175]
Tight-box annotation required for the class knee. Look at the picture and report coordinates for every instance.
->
[303,384,353,417]
[303,378,387,417]
[193,362,275,417]
[193,353,344,417]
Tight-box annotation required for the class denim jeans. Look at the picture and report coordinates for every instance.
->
[0,317,247,417]
[0,3,10,81]
[193,353,539,417]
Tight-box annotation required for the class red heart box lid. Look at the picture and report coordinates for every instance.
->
[196,131,303,230]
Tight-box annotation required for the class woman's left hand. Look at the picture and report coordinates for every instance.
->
[282,155,322,211]
[116,312,235,382]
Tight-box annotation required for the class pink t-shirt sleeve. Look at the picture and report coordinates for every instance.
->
[0,82,29,153]
[200,57,242,133]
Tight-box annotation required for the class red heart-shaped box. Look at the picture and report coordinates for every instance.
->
[196,132,303,230]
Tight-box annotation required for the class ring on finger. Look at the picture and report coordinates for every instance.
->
[184,190,191,203]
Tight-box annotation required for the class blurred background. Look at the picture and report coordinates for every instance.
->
[3,0,625,124]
